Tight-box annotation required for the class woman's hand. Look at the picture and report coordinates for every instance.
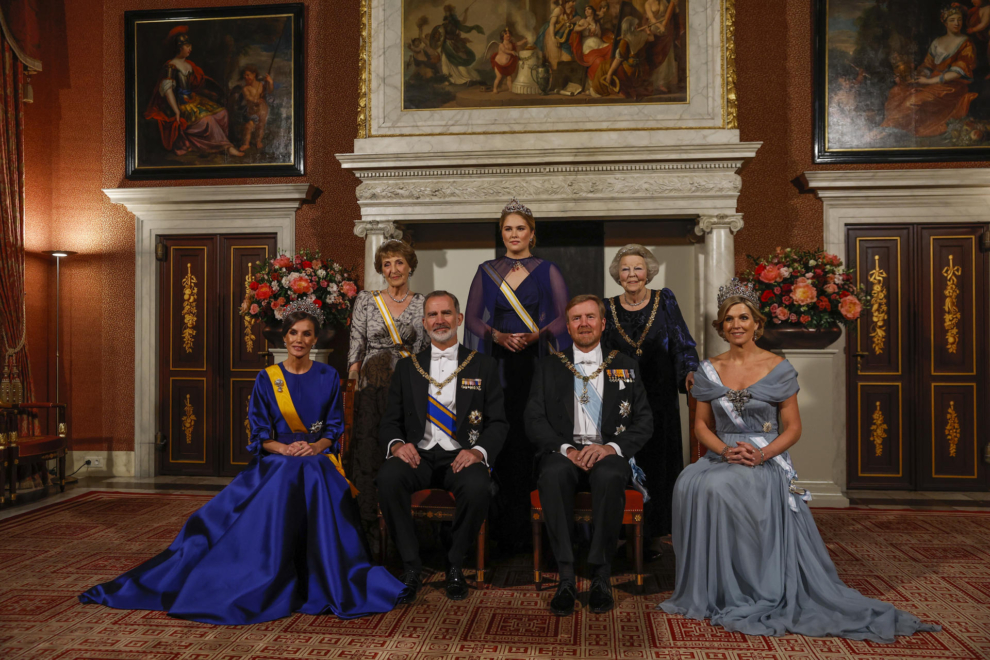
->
[732,441,762,467]
[685,371,695,393]
[284,440,312,457]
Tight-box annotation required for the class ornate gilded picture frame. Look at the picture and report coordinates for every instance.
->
[815,0,990,163]
[125,4,304,179]
[359,0,737,138]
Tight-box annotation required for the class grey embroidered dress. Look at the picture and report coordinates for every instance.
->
[658,359,940,643]
[347,291,428,548]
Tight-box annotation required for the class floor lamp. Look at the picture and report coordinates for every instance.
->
[43,251,76,404]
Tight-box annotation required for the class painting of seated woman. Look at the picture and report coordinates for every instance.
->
[125,5,303,179]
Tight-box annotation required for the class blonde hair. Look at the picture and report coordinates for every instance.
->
[499,210,536,248]
[712,296,767,341]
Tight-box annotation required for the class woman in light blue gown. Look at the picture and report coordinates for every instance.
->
[658,282,940,643]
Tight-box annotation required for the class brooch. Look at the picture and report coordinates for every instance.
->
[468,410,483,426]
[615,424,626,435]
[619,400,631,418]
[763,421,773,433]
[309,421,324,434]
[461,378,482,391]
[469,429,480,445]
[274,378,285,393]
[725,389,752,413]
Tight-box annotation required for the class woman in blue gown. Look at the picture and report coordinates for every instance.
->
[658,282,940,643]
[80,304,406,625]
[464,199,570,553]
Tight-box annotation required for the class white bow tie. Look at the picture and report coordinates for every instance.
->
[432,349,457,361]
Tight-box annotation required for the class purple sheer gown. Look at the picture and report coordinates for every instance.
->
[464,256,570,550]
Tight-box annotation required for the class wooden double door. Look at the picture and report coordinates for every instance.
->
[158,234,277,476]
[847,224,988,490]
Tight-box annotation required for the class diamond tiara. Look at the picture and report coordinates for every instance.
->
[283,299,324,324]
[502,198,533,217]
[717,278,759,308]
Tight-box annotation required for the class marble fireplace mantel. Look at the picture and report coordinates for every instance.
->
[336,138,762,356]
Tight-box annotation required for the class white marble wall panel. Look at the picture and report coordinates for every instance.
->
[369,0,728,136]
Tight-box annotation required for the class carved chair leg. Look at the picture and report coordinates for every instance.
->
[9,451,17,503]
[377,511,388,568]
[532,516,542,590]
[476,519,486,587]
[58,453,66,492]
[634,521,644,593]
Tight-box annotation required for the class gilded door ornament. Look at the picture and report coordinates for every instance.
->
[870,401,887,458]
[942,254,962,354]
[868,255,887,355]
[243,263,256,354]
[245,394,252,440]
[181,263,199,353]
[945,401,961,458]
[182,394,196,444]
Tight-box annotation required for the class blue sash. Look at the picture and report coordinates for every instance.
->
[427,395,457,442]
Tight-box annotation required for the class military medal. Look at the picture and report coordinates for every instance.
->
[610,292,662,357]
[469,429,480,445]
[468,410,482,426]
[619,400,631,418]
[412,351,477,395]
[615,424,626,435]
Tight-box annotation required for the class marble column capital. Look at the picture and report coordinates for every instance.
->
[695,213,744,236]
[353,220,403,240]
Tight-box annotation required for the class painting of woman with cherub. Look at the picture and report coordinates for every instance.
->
[402,0,688,110]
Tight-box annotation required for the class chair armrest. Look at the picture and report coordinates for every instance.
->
[17,402,67,410]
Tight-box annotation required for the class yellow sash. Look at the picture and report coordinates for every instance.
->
[264,364,358,497]
[372,291,412,358]
[481,263,539,334]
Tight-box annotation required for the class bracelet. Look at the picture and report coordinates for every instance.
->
[719,446,729,463]
[492,328,500,345]
[757,447,766,466]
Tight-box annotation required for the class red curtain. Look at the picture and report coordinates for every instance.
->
[0,39,35,411]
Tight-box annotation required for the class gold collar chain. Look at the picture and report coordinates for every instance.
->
[413,350,477,395]
[557,349,619,405]
[610,291,661,356]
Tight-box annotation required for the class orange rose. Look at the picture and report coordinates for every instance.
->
[791,282,818,306]
[255,283,272,300]
[759,264,781,284]
[839,296,863,320]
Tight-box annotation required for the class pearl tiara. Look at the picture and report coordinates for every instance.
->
[717,278,759,308]
[283,299,324,324]
[502,198,533,217]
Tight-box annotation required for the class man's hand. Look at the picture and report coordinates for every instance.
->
[391,441,421,467]
[565,446,588,471]
[577,443,616,469]
[451,448,484,473]
[685,371,695,393]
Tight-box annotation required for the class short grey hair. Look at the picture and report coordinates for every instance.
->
[608,244,659,285]
[422,290,460,315]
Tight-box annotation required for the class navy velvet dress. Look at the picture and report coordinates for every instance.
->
[79,362,405,625]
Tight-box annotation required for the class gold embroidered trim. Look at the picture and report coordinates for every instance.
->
[413,350,477,395]
[610,292,661,357]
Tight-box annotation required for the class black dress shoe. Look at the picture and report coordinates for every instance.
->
[398,570,421,604]
[445,566,469,601]
[550,581,578,616]
[588,575,614,614]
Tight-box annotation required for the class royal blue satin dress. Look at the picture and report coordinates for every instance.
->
[79,361,406,625]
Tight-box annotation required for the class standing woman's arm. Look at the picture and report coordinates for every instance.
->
[347,292,371,378]
[464,266,493,351]
[661,289,700,392]
[543,263,571,351]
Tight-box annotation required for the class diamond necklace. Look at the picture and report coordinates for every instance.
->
[386,288,410,303]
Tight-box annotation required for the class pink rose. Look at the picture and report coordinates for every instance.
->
[273,255,292,269]
[759,264,781,284]
[770,303,779,313]
[312,259,323,269]
[796,276,808,284]
[320,280,329,288]
[249,303,259,315]
[791,282,818,306]
[789,313,798,323]
[774,287,781,294]
[782,295,793,305]
[839,296,863,320]
[775,306,790,321]
[824,283,838,294]
[289,274,313,294]
[778,267,792,279]
[341,281,358,298]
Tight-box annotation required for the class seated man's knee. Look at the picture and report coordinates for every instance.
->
[375,457,413,493]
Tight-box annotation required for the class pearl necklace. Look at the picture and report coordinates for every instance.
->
[623,293,649,308]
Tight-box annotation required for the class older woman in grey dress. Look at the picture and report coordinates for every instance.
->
[347,240,429,551]
[658,280,940,643]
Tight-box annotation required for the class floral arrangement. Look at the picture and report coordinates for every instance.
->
[742,248,869,328]
[240,249,360,328]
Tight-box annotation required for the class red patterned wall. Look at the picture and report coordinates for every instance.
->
[22,0,990,454]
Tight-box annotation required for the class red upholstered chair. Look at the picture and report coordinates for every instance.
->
[0,403,15,507]
[530,488,645,592]
[8,403,67,503]
[688,393,705,463]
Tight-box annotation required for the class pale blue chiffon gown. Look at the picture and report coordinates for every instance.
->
[658,359,940,643]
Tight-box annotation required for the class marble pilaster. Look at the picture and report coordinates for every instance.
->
[695,213,744,356]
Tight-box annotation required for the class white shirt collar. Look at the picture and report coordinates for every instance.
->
[573,342,602,365]
[431,343,459,361]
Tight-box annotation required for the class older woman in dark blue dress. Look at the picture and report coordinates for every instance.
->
[80,303,405,624]
[464,199,571,552]
[602,244,699,546]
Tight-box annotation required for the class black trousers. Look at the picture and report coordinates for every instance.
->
[376,445,490,572]
[537,452,631,568]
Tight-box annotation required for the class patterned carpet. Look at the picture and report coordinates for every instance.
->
[0,491,987,660]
